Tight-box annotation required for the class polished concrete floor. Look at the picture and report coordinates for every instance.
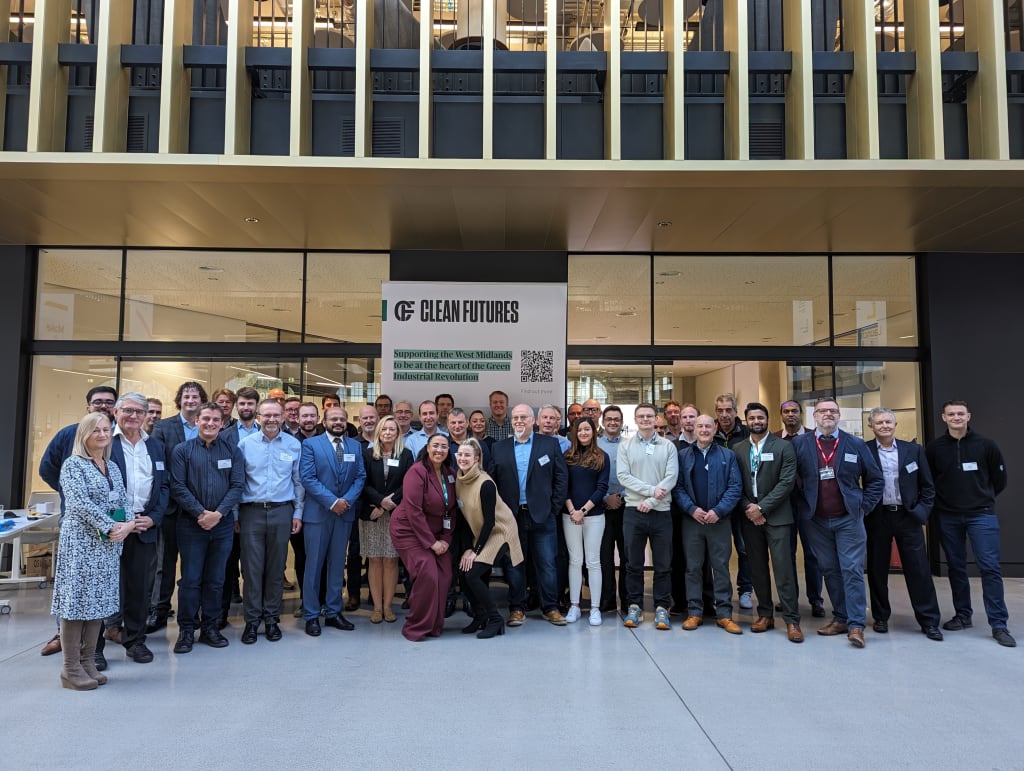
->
[2,571,1022,770]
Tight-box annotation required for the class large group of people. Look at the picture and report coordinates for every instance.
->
[38,382,1015,690]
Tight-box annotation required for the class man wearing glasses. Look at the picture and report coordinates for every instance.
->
[792,398,883,648]
[597,406,628,613]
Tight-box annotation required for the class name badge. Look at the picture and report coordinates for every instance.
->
[844,453,859,463]
[386,458,400,467]
[447,475,455,483]
[217,459,232,469]
[760,452,774,462]
[905,461,918,473]
[108,490,120,503]
[538,454,550,466]
[457,499,464,509]
[279,452,294,462]
[962,461,978,471]
[443,516,452,530]
[819,466,836,480]
[343,453,356,463]
[155,461,165,471]
[645,444,655,455]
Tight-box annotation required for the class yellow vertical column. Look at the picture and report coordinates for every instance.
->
[418,0,432,158]
[0,0,11,148]
[604,0,621,160]
[843,0,879,159]
[964,0,1009,159]
[352,0,375,157]
[159,0,193,153]
[905,0,944,159]
[27,0,73,151]
[664,0,687,160]
[544,0,557,159]
[92,0,133,151]
[482,0,495,159]
[783,0,814,159]
[290,0,313,157]
[722,0,749,160]
[224,0,251,155]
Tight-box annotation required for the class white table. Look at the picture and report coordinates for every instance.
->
[0,510,59,613]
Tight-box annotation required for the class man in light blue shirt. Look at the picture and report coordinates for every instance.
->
[237,398,304,644]
[405,400,449,459]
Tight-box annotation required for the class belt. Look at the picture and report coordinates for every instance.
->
[519,505,530,513]
[882,504,905,512]
[242,501,291,509]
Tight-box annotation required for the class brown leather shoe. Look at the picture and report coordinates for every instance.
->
[848,628,865,648]
[103,626,123,645]
[41,633,62,656]
[786,623,804,643]
[716,617,743,635]
[751,616,775,633]
[817,620,849,636]
[682,615,703,631]
[506,610,526,627]
[543,609,568,626]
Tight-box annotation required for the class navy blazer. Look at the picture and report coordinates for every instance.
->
[39,422,78,512]
[151,415,189,518]
[491,434,568,524]
[299,432,366,525]
[866,439,935,524]
[673,443,743,518]
[360,446,414,520]
[792,430,884,521]
[109,435,170,543]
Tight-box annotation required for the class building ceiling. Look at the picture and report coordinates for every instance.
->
[2,155,1024,256]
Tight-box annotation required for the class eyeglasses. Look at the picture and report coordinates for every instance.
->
[814,408,840,415]
[118,408,146,417]
[90,399,115,407]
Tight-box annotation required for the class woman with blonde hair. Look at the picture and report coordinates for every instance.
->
[360,415,414,623]
[52,412,133,690]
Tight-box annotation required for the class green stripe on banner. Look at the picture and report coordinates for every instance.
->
[381,299,387,321]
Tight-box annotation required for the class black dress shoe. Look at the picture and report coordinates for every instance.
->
[199,628,230,648]
[215,616,229,631]
[173,630,194,654]
[324,614,355,631]
[444,596,457,618]
[943,615,973,631]
[599,603,617,613]
[872,619,889,633]
[231,592,243,605]
[241,622,259,644]
[94,650,108,671]
[305,618,321,637]
[265,622,282,642]
[993,628,1017,647]
[922,626,944,641]
[462,596,474,618]
[127,643,154,663]
[811,602,826,618]
[145,613,169,634]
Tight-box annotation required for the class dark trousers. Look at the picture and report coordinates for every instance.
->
[599,506,628,611]
[791,513,824,605]
[623,507,673,610]
[682,515,734,617]
[501,511,558,613]
[120,533,157,649]
[239,503,293,624]
[462,560,498,619]
[865,505,941,628]
[346,522,362,601]
[742,518,799,624]
[151,512,179,615]
[290,530,306,599]
[936,510,1008,629]
[731,515,752,595]
[672,508,715,614]
[176,516,234,633]
[220,529,242,620]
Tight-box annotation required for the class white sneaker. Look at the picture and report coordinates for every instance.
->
[739,591,753,610]
[589,608,603,626]
[565,605,581,623]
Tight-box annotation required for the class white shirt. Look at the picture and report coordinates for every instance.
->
[114,425,154,515]
[877,441,902,506]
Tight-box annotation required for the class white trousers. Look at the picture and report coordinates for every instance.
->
[562,513,605,605]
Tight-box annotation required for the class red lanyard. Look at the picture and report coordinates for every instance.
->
[816,436,837,467]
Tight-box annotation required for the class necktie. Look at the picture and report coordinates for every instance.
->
[334,438,344,465]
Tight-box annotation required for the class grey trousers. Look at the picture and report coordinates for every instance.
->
[682,515,734,617]
[239,503,294,624]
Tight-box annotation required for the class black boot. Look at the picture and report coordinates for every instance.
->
[462,595,474,618]
[477,614,506,639]
[462,613,486,634]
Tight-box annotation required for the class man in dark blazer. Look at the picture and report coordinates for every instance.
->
[108,393,170,663]
[865,407,943,641]
[732,402,802,642]
[491,403,569,626]
[299,406,366,636]
[147,380,207,632]
[793,398,884,648]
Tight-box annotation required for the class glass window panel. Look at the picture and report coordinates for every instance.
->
[303,357,381,419]
[118,360,304,410]
[567,361,660,435]
[124,250,303,343]
[832,255,917,347]
[568,255,651,345]
[654,256,830,346]
[305,253,388,343]
[36,249,122,341]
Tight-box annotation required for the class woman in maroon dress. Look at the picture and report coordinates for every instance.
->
[389,434,457,641]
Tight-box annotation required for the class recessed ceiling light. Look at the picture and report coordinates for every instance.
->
[657,221,672,228]
[272,308,289,312]
[207,277,219,281]
[595,336,608,340]
[198,266,223,272]
[659,270,680,277]
[898,335,914,339]
[616,311,637,317]
[744,280,755,285]
[244,216,260,224]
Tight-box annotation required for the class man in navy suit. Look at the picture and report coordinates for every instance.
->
[299,406,366,636]
[793,398,883,648]
[491,404,569,626]
[864,407,942,641]
[108,393,170,663]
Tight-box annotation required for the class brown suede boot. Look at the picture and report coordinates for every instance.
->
[59,620,98,691]
[79,620,107,686]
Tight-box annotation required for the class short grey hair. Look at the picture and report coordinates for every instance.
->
[116,392,149,410]
[868,407,897,425]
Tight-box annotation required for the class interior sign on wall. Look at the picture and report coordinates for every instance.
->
[381,282,567,411]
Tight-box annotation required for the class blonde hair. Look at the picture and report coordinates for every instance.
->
[371,415,406,461]
[72,413,113,461]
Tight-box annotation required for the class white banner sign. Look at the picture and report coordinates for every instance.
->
[381,282,567,412]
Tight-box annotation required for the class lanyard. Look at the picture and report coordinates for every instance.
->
[438,472,449,507]
[816,436,837,467]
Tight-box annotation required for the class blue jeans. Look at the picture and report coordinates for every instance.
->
[791,513,823,604]
[805,514,867,629]
[504,513,557,613]
[937,511,1008,629]
[176,515,234,632]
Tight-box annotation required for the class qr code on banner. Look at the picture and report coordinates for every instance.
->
[521,350,554,383]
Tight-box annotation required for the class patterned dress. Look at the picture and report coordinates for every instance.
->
[50,455,132,620]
